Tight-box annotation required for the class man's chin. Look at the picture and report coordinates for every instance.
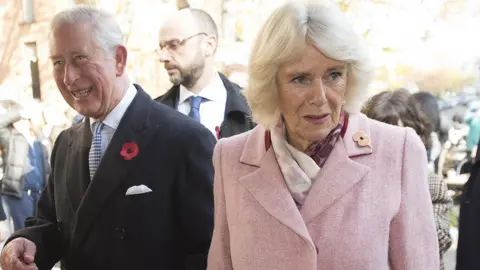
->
[170,77,183,86]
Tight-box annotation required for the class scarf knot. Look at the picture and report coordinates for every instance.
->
[270,112,348,207]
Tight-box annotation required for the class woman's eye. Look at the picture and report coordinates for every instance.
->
[328,72,343,81]
[292,76,311,84]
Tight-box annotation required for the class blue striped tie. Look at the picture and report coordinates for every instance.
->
[89,122,104,180]
[188,96,203,122]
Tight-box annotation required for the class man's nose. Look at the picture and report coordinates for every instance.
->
[63,64,79,87]
[158,47,171,63]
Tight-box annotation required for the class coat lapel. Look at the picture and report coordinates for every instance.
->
[300,137,371,223]
[238,127,314,246]
[65,119,92,213]
[71,87,157,249]
[300,113,373,223]
[156,85,179,109]
[220,73,250,118]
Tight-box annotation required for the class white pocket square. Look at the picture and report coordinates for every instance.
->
[125,185,152,196]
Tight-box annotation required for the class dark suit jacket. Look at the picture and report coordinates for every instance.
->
[457,139,480,269]
[5,85,216,270]
[156,73,255,138]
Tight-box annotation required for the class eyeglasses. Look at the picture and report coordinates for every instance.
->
[156,32,207,54]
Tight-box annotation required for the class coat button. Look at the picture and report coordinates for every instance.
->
[115,227,125,240]
[57,220,63,232]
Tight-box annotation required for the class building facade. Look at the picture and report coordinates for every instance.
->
[0,0,74,107]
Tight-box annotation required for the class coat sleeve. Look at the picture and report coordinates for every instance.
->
[176,126,216,270]
[428,172,453,257]
[207,140,234,270]
[4,132,67,269]
[389,128,440,269]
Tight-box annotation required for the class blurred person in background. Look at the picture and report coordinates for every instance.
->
[453,112,464,124]
[413,92,447,173]
[156,8,255,139]
[207,1,439,269]
[465,108,480,158]
[362,89,452,270]
[0,100,49,233]
[0,101,13,243]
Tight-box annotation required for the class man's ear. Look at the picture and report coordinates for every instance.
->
[115,45,128,76]
[204,35,218,57]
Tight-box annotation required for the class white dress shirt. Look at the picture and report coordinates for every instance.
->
[177,73,227,136]
[90,84,137,155]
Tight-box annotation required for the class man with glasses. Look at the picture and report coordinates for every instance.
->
[156,8,255,139]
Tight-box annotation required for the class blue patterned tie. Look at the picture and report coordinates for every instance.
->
[89,122,104,180]
[188,96,203,122]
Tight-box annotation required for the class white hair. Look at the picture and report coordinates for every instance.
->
[244,0,375,130]
[50,6,123,56]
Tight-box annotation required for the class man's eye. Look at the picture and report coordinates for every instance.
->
[53,61,64,67]
[75,55,87,61]
[169,42,179,50]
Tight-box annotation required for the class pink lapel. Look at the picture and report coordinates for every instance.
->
[237,114,374,239]
[300,113,373,223]
[239,126,314,246]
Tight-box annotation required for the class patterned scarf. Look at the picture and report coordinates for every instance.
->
[305,112,347,166]
[270,112,347,207]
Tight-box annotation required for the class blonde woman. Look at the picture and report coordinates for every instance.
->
[207,1,439,269]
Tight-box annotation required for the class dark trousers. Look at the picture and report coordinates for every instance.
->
[4,190,41,231]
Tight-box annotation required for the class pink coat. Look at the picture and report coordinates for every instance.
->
[207,113,439,270]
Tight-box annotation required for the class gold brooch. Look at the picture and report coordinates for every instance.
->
[353,131,371,147]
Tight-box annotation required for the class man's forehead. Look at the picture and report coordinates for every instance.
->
[159,13,198,40]
[49,34,92,57]
[53,21,92,36]
[160,25,196,40]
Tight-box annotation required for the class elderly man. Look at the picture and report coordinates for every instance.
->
[1,6,215,270]
[156,8,255,139]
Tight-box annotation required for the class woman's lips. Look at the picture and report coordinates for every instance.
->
[304,114,330,125]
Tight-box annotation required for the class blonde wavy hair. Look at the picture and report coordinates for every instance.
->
[244,0,374,130]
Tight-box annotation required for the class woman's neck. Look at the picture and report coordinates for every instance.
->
[286,132,312,153]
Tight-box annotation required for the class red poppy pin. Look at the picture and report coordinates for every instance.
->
[120,142,139,160]
[215,126,221,139]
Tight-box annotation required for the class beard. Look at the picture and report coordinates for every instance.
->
[168,56,205,89]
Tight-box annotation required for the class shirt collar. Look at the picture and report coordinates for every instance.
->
[178,72,226,104]
[90,84,137,132]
